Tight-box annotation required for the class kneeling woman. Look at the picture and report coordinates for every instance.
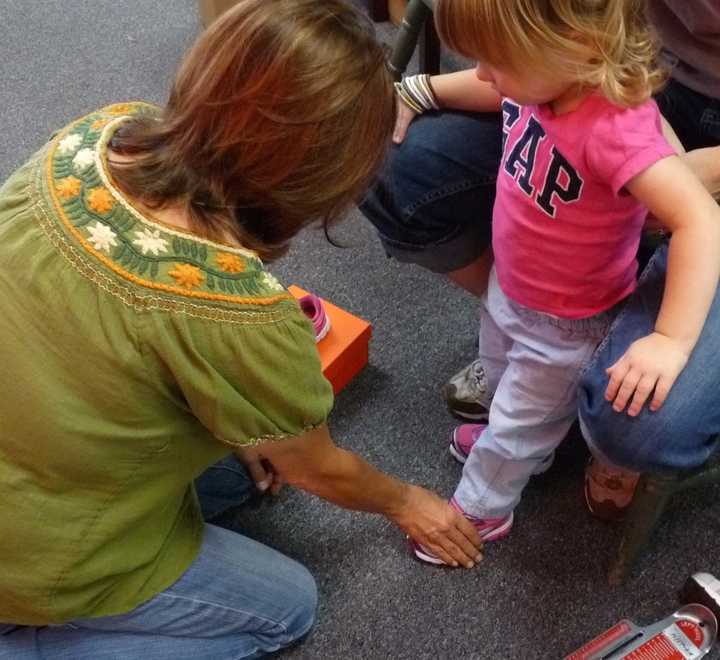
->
[0,1,481,658]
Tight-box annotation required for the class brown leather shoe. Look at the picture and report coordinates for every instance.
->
[584,457,640,522]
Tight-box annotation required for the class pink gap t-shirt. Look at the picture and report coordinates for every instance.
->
[493,94,676,319]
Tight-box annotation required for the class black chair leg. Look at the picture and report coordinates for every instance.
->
[608,472,676,585]
[368,0,389,22]
[388,0,434,80]
[419,10,440,75]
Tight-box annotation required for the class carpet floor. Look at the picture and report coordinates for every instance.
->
[2,1,719,658]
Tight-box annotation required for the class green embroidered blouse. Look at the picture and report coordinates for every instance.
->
[0,103,334,625]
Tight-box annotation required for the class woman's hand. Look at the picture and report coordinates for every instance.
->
[254,426,482,567]
[235,447,284,496]
[605,332,690,416]
[393,96,418,144]
[388,484,483,568]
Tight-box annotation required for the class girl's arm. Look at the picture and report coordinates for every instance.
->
[393,69,502,143]
[429,69,503,112]
[605,155,720,416]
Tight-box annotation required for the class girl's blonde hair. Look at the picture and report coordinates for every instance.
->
[435,0,667,107]
[109,0,394,261]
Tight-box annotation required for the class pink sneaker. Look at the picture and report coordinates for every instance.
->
[411,499,513,566]
[298,293,331,342]
[449,424,554,474]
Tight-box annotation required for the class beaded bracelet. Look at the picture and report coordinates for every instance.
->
[394,74,440,114]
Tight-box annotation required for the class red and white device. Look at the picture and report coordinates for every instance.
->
[565,604,716,659]
[566,573,720,660]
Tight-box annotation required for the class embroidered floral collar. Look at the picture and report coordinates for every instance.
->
[44,102,290,307]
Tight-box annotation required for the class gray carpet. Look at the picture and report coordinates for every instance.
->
[2,1,719,658]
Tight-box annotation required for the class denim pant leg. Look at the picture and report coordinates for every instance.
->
[655,79,720,151]
[194,454,256,520]
[454,274,609,518]
[360,110,501,273]
[578,244,720,472]
[0,524,317,660]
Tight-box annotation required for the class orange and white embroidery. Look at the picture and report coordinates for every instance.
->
[86,222,118,253]
[260,272,283,291]
[90,117,111,131]
[169,264,204,289]
[55,176,82,200]
[45,106,293,309]
[72,148,95,172]
[57,133,83,156]
[133,228,169,256]
[87,187,115,214]
[216,253,245,273]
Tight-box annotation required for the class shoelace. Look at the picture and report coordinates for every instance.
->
[469,359,488,394]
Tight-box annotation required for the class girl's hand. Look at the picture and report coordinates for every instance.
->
[605,332,690,416]
[393,95,418,144]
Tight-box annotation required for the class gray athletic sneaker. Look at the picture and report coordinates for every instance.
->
[442,359,493,421]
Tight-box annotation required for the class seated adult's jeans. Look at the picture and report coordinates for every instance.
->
[578,243,720,473]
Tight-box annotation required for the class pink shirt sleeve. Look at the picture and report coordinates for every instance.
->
[585,100,677,196]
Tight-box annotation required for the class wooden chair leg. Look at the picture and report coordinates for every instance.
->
[388,0,433,80]
[608,472,676,586]
[368,0,389,22]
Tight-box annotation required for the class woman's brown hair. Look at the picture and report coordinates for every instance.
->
[109,0,395,261]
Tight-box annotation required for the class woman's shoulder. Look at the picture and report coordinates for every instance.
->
[33,102,301,325]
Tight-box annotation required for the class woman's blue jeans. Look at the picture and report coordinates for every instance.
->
[0,457,315,659]
[361,79,720,472]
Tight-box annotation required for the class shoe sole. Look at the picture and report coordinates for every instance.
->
[315,315,331,342]
[447,404,490,422]
[449,434,469,465]
[442,387,490,422]
[583,476,627,522]
[411,512,514,566]
[449,442,468,465]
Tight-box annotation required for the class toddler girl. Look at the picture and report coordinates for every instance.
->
[398,0,720,565]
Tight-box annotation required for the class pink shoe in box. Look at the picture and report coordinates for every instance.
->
[298,293,331,342]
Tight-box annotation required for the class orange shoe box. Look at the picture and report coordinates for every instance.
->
[288,286,372,395]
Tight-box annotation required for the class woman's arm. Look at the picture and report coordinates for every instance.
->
[605,155,720,416]
[238,425,483,568]
[662,117,720,198]
[683,147,720,199]
[393,69,501,143]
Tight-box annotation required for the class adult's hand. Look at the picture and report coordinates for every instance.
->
[388,484,483,568]
[235,446,284,496]
[252,425,482,568]
[393,96,418,144]
[393,69,504,144]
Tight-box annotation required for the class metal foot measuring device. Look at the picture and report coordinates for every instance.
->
[565,573,720,659]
